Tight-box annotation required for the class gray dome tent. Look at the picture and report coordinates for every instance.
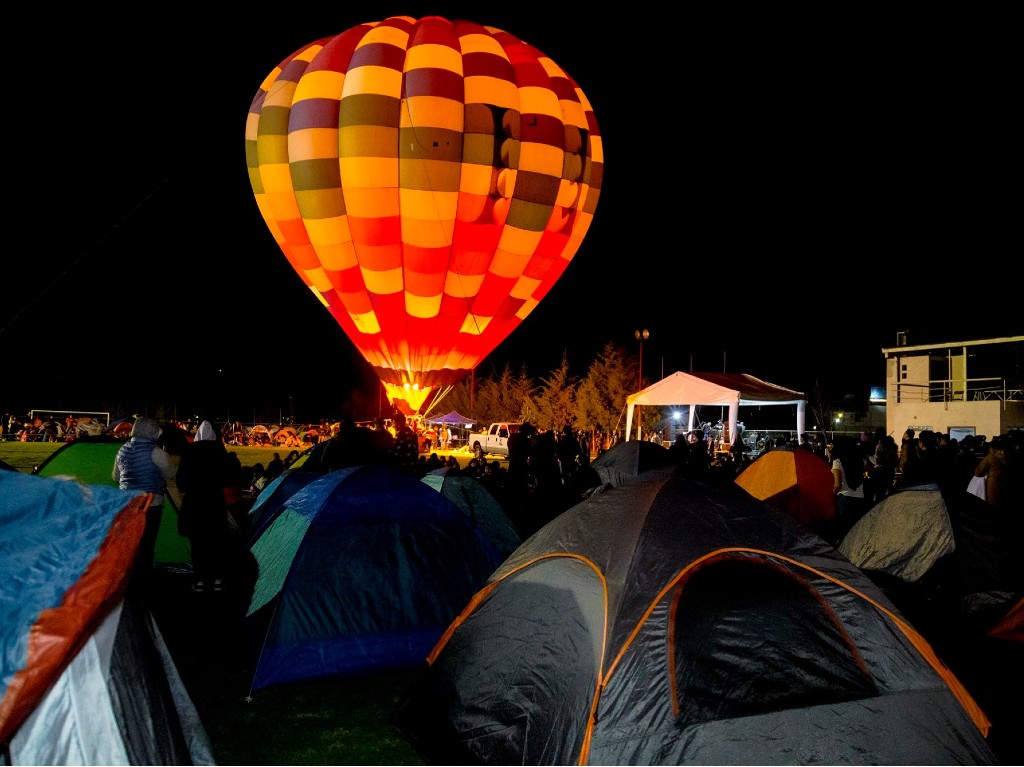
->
[395,467,994,765]
[590,439,674,488]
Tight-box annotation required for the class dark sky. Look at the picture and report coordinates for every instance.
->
[4,7,1020,422]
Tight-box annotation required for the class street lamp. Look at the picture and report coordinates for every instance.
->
[634,329,649,391]
[634,329,649,441]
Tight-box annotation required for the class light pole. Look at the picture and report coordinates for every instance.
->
[634,328,649,440]
[634,329,649,390]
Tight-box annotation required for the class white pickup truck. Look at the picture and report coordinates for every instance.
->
[471,422,523,458]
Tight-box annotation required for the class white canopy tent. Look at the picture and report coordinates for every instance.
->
[625,371,806,445]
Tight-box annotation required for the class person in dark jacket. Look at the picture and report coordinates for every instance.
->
[390,412,420,475]
[556,425,583,485]
[264,451,284,481]
[176,420,233,593]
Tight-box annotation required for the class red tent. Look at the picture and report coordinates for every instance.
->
[987,596,1023,643]
[735,449,835,526]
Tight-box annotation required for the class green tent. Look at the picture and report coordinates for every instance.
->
[420,469,521,557]
[33,438,191,565]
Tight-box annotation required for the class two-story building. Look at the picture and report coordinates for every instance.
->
[881,334,1024,440]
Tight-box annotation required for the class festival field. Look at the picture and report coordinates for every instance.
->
[2,441,1019,765]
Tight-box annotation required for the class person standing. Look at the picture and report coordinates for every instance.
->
[870,434,900,503]
[555,425,582,486]
[112,416,177,595]
[951,434,981,493]
[973,435,1021,510]
[678,430,711,480]
[424,425,438,453]
[175,420,233,593]
[898,428,923,488]
[223,450,246,531]
[264,451,284,482]
[390,412,420,475]
[831,435,867,542]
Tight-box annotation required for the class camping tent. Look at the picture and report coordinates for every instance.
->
[625,371,806,446]
[420,469,522,557]
[423,411,475,450]
[294,425,395,472]
[589,440,674,488]
[838,483,956,584]
[394,468,994,765]
[988,596,1023,642]
[33,438,191,566]
[734,448,835,527]
[246,467,322,541]
[246,465,506,692]
[424,410,475,427]
[107,418,134,438]
[838,484,1024,604]
[0,472,214,765]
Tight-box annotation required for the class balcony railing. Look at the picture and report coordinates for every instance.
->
[894,377,1024,404]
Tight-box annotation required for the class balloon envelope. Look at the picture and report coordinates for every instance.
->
[246,15,603,412]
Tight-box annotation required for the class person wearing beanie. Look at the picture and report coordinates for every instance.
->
[112,416,177,596]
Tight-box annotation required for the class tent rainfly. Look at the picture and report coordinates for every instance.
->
[625,371,806,444]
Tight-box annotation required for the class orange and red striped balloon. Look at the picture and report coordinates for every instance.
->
[245,15,603,413]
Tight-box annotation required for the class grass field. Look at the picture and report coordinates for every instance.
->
[0,441,327,473]
[0,441,61,472]
[0,439,482,475]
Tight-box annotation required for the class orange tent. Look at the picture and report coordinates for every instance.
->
[735,449,835,526]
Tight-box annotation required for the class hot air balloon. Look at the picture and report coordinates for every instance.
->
[245,15,603,414]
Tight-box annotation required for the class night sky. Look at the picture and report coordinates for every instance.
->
[4,7,1019,422]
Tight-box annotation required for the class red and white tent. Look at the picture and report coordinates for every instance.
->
[625,371,806,443]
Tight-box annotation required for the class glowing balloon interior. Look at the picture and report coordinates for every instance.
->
[245,15,603,413]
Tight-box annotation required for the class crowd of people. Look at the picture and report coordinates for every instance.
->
[0,412,345,448]
[8,407,1021,580]
[743,426,1022,543]
[109,416,249,596]
[287,416,600,538]
[3,413,96,442]
[398,421,1020,541]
